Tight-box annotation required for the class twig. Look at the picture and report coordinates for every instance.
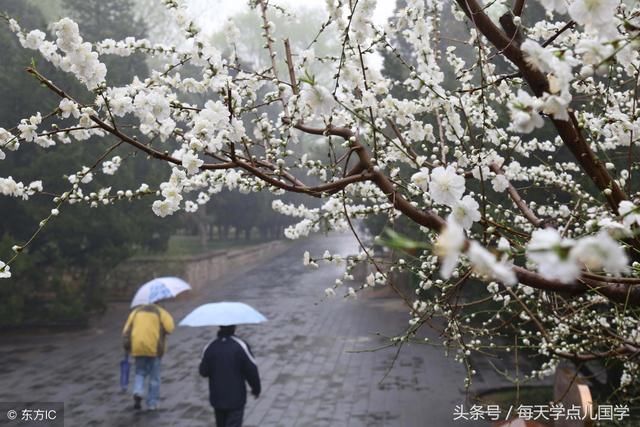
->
[489,162,542,227]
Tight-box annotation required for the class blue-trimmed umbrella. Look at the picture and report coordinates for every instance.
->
[130,277,191,308]
[179,302,267,327]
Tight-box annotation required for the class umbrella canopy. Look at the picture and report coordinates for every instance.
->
[130,277,191,308]
[179,302,267,327]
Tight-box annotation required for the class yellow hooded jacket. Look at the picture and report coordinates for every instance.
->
[123,304,175,357]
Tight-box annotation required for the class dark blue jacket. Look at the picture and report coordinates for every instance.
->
[199,334,261,410]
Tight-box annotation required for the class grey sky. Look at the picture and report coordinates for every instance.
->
[185,0,397,70]
[186,0,397,34]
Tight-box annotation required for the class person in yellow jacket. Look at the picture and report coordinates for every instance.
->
[122,303,175,410]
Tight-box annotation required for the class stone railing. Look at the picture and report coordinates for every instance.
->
[105,240,291,301]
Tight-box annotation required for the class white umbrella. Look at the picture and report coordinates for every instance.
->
[130,277,191,308]
[179,302,267,327]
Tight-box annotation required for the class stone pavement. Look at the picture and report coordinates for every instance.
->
[0,233,479,426]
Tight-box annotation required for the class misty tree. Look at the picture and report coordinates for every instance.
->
[1,0,640,404]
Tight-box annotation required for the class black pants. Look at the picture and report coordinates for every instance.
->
[214,408,244,427]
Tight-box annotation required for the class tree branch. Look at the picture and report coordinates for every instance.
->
[454,0,626,213]
[512,0,525,17]
[490,162,542,227]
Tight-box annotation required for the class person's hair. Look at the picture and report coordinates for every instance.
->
[218,325,236,337]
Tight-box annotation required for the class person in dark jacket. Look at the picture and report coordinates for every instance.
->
[199,325,261,427]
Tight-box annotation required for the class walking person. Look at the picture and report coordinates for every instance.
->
[199,325,261,427]
[122,302,175,410]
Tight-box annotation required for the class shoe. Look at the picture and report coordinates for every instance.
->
[148,405,158,411]
[133,394,142,410]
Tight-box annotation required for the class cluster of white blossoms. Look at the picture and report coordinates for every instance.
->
[12,17,107,90]
[152,167,187,217]
[101,156,122,175]
[2,0,640,398]
[411,166,481,229]
[434,214,518,285]
[526,226,628,283]
[410,164,517,284]
[0,177,43,200]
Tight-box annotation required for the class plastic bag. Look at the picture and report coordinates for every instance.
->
[120,354,130,392]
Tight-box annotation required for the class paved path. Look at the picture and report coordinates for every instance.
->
[0,233,475,426]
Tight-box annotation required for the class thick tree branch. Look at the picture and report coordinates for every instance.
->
[234,157,373,196]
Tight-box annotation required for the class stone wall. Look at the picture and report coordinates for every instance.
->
[105,240,291,301]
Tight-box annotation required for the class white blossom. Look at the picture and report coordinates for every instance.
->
[569,0,619,35]
[300,84,334,115]
[185,201,198,213]
[59,98,80,119]
[410,167,430,192]
[619,201,640,228]
[18,113,42,142]
[102,156,122,175]
[570,231,628,275]
[491,175,510,193]
[526,228,580,283]
[541,92,571,121]
[430,165,465,206]
[521,40,556,73]
[467,241,517,286]
[0,261,10,279]
[152,199,179,218]
[576,37,615,65]
[324,288,336,297]
[498,237,511,253]
[451,195,481,230]
[435,215,466,279]
[509,90,544,133]
[181,150,204,175]
[34,136,55,148]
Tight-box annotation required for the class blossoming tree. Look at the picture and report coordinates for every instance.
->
[1,0,640,401]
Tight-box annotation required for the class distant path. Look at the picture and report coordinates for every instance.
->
[0,233,472,426]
